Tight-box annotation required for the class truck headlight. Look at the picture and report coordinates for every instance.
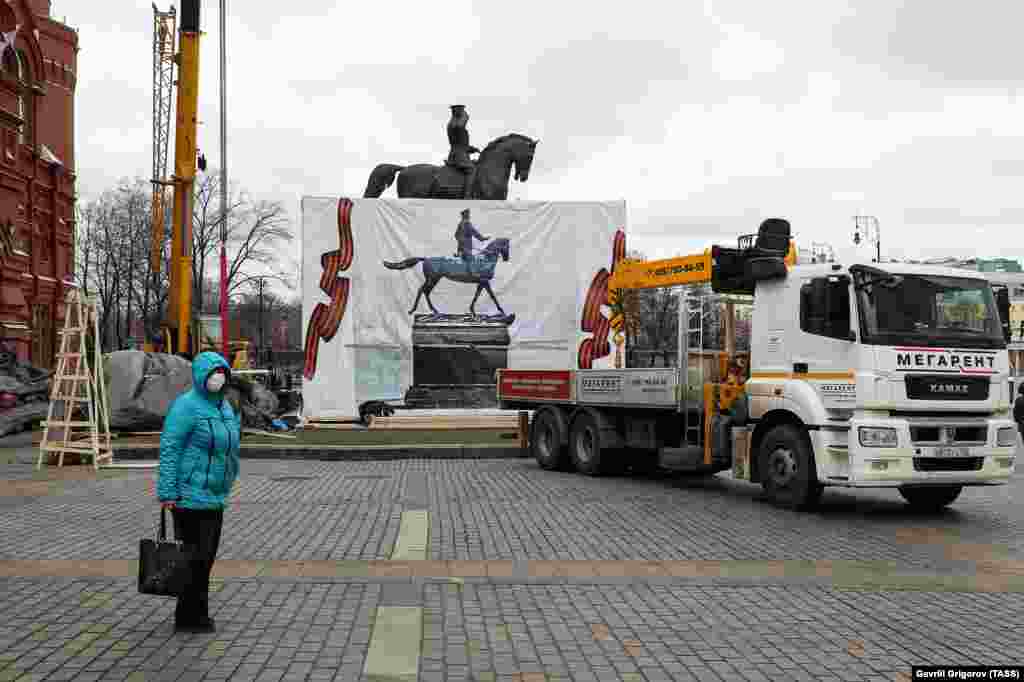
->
[997,427,1019,448]
[859,426,897,448]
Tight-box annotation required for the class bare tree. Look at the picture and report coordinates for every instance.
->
[75,178,171,350]
[279,297,303,349]
[196,278,222,315]
[230,288,288,352]
[191,172,243,313]
[82,191,121,349]
[112,182,149,346]
[74,202,97,297]
[613,249,683,367]
[615,249,644,367]
[637,287,680,367]
[76,172,292,352]
[191,170,294,314]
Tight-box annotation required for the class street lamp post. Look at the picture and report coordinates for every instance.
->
[258,276,266,366]
[218,0,229,361]
[256,277,265,368]
[853,215,881,262]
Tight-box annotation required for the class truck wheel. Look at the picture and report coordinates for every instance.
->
[531,407,569,471]
[898,485,963,511]
[569,410,607,476]
[758,424,824,511]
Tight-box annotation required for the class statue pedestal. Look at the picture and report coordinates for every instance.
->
[408,314,511,409]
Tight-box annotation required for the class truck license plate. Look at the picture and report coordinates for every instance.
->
[933,446,971,458]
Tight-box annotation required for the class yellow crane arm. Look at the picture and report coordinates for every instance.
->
[607,240,799,292]
[608,252,712,291]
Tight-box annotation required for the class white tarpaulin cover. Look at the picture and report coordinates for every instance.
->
[301,197,627,418]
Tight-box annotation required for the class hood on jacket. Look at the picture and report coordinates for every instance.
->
[192,351,231,399]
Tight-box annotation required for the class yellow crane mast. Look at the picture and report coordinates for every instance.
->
[145,3,176,353]
[148,0,201,356]
[166,0,201,355]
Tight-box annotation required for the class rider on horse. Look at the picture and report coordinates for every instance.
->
[454,208,489,271]
[446,105,479,199]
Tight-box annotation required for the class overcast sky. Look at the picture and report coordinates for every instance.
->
[69,0,1024,272]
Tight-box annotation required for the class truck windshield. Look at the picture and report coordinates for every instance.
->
[854,271,1006,349]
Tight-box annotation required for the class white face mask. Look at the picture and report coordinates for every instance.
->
[206,372,226,393]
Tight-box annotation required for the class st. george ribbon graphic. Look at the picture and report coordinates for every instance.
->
[303,198,354,380]
[579,229,626,369]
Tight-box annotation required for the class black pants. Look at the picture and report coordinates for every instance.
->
[172,507,223,625]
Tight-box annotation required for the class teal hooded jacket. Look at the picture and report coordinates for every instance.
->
[157,351,241,509]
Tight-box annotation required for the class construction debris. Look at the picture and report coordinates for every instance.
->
[224,376,280,430]
[0,349,52,437]
[104,351,288,433]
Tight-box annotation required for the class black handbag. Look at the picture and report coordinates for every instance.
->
[138,507,190,597]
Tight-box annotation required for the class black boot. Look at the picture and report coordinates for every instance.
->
[194,594,215,632]
[175,598,214,633]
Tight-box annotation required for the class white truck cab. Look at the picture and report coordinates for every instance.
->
[746,261,1017,508]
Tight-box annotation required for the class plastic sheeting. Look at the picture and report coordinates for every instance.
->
[302,198,626,418]
[105,351,193,431]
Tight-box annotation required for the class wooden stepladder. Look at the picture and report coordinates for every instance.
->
[36,288,112,470]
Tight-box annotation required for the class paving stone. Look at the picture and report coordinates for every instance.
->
[2,455,1024,682]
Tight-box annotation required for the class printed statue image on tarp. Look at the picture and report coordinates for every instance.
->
[301,197,626,418]
[382,207,514,321]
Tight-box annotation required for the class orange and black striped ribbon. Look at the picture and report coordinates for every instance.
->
[303,198,354,380]
[578,229,626,369]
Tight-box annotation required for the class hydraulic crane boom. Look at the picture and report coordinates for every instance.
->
[608,252,713,291]
[608,242,799,292]
[163,0,201,355]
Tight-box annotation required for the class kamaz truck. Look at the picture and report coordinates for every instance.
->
[497,219,1017,511]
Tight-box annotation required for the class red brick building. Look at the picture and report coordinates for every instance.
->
[0,0,76,368]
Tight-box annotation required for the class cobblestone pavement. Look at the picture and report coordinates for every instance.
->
[2,454,1020,566]
[420,583,1023,682]
[1,441,1022,681]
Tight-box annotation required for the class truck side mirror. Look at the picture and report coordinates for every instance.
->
[994,285,1011,343]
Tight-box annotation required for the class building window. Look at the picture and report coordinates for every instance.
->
[1,46,14,74]
[31,304,53,369]
[16,50,31,145]
[2,48,31,145]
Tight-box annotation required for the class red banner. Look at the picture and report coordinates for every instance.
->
[498,370,572,401]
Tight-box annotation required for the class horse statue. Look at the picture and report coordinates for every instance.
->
[363,134,538,200]
[382,238,512,317]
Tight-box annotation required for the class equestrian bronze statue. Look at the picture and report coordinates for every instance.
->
[363,106,538,200]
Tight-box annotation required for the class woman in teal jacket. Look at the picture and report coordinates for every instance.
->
[157,351,241,633]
